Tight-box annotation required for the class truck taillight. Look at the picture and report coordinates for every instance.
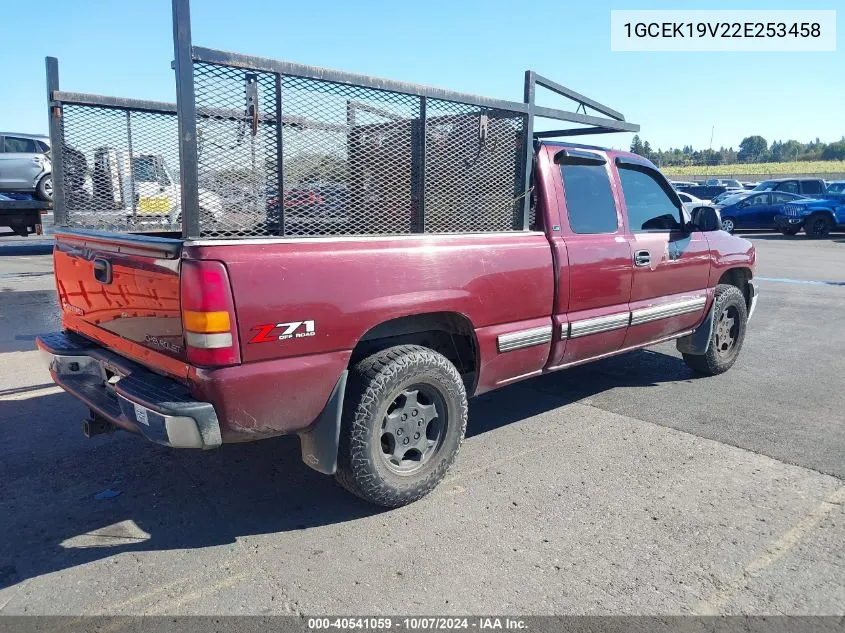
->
[180,260,241,367]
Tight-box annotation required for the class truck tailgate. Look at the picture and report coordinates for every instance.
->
[53,230,186,366]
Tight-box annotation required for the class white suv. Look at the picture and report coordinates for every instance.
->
[0,133,52,201]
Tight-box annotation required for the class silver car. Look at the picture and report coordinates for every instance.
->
[0,133,52,201]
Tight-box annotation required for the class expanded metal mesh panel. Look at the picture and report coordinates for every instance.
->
[190,61,530,239]
[281,75,420,237]
[60,104,180,232]
[194,62,278,237]
[424,100,525,233]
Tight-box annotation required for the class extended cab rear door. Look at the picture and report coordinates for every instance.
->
[545,147,632,369]
[612,156,710,348]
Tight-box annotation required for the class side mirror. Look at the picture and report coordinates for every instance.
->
[690,207,720,232]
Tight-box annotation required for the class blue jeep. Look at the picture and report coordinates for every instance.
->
[774,181,845,238]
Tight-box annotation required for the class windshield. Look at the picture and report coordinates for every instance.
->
[827,182,845,194]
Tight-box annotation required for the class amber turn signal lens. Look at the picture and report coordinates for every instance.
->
[183,310,231,333]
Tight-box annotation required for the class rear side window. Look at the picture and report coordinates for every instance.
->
[772,192,797,204]
[560,164,618,234]
[2,136,39,153]
[745,193,770,206]
[802,180,823,194]
[618,167,682,232]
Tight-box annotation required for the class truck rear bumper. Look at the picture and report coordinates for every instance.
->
[36,331,222,449]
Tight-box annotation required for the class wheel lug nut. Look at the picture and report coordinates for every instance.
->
[414,432,420,439]
[403,437,410,445]
[396,428,403,436]
[401,414,407,421]
[412,409,418,417]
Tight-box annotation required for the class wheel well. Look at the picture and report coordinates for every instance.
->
[351,312,479,394]
[718,268,753,310]
[808,210,835,222]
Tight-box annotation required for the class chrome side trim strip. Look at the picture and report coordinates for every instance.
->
[568,312,630,339]
[547,329,695,372]
[630,296,706,327]
[497,325,553,353]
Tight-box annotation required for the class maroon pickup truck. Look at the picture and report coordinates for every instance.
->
[37,1,757,506]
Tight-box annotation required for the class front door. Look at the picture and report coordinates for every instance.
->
[739,192,773,229]
[613,159,711,349]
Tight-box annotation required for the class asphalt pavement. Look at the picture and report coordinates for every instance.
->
[0,231,843,615]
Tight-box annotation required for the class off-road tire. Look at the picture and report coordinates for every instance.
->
[683,284,748,376]
[335,345,468,507]
[804,213,832,239]
[35,174,52,201]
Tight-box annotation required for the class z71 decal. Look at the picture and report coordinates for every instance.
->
[249,320,316,344]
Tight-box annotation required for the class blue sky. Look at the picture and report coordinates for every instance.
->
[1,0,841,152]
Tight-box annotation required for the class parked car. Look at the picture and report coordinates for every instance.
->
[706,178,744,191]
[750,178,825,196]
[774,189,845,238]
[711,189,751,205]
[0,133,52,201]
[675,184,727,200]
[716,191,806,233]
[670,180,697,189]
[676,191,720,220]
[741,182,759,190]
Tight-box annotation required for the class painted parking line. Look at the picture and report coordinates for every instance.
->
[757,276,845,287]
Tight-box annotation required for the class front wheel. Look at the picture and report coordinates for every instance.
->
[804,214,832,239]
[683,284,748,376]
[720,216,736,234]
[336,345,468,507]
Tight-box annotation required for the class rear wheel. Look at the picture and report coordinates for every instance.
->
[804,214,832,239]
[336,345,467,507]
[683,284,748,376]
[720,216,736,234]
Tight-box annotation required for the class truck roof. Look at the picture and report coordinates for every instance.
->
[540,140,653,164]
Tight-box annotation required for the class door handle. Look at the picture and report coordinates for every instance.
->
[634,250,651,267]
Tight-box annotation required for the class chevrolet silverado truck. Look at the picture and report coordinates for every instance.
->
[36,0,758,507]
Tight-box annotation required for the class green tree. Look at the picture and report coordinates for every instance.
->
[630,135,643,155]
[738,136,768,162]
[822,141,845,160]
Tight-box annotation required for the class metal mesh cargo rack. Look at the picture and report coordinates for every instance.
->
[46,0,638,240]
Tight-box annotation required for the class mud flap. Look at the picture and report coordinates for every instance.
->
[298,371,348,475]
[676,301,715,356]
